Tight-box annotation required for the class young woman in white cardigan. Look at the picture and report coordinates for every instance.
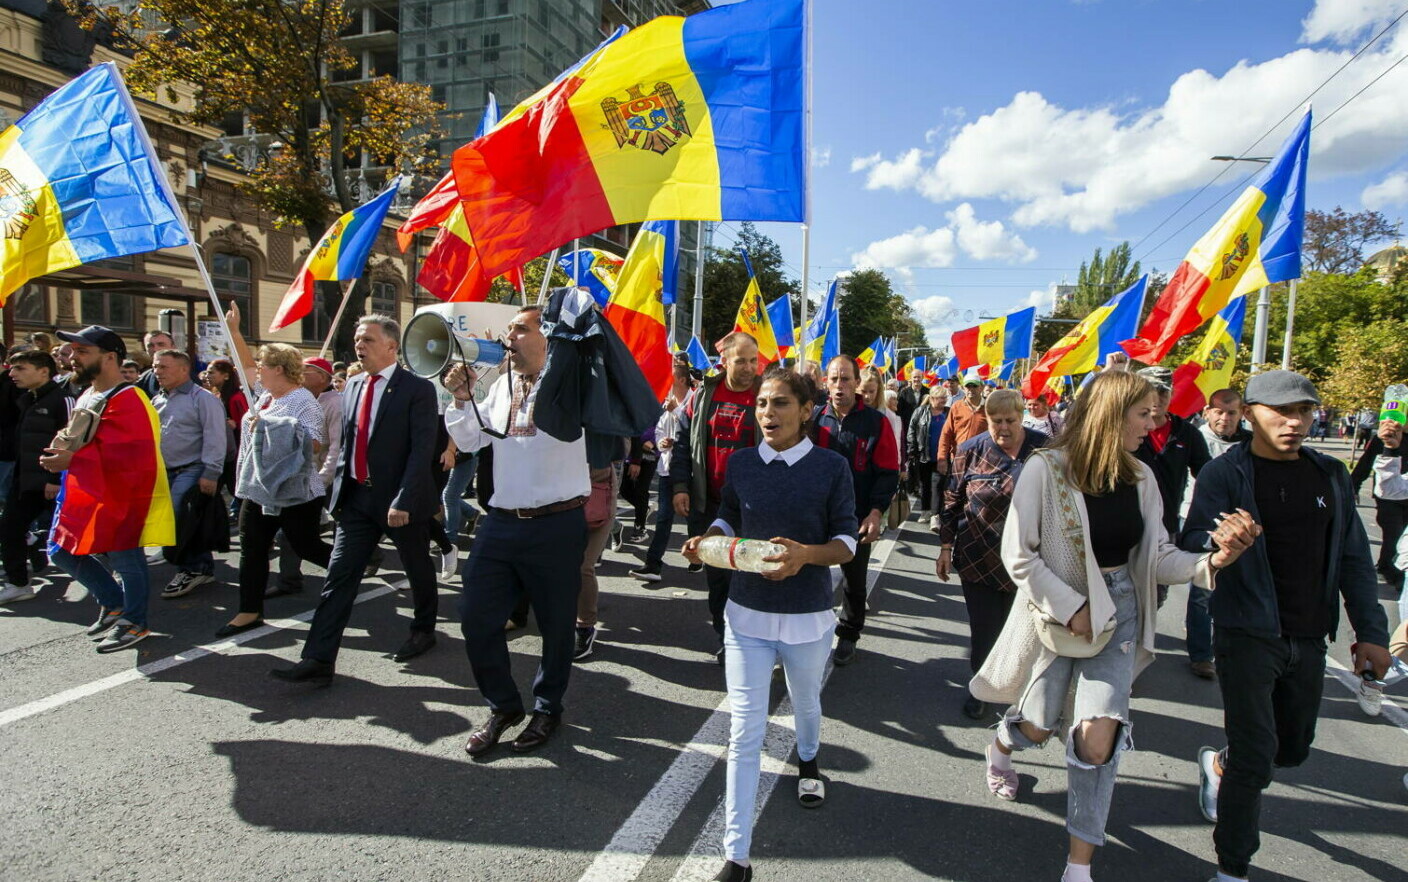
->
[970,371,1260,882]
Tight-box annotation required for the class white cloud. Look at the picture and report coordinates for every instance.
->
[1021,285,1059,312]
[849,16,1408,233]
[1301,0,1403,44]
[1362,170,1408,209]
[850,152,880,172]
[810,145,832,168]
[850,203,1036,275]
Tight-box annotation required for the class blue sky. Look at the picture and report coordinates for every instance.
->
[713,0,1408,344]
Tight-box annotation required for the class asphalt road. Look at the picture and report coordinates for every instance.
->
[2,447,1405,882]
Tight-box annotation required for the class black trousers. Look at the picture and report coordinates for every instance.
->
[913,460,936,512]
[836,540,875,643]
[239,497,332,617]
[459,506,587,716]
[961,579,1016,674]
[1373,496,1407,591]
[688,503,731,643]
[301,482,438,664]
[1,486,52,586]
[621,459,657,529]
[1213,628,1326,878]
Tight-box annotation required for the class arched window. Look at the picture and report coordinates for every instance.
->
[212,252,253,336]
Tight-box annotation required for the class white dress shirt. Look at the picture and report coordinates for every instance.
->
[355,362,398,431]
[710,438,856,645]
[444,368,590,510]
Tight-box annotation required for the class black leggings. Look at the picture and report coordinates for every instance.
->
[238,497,332,617]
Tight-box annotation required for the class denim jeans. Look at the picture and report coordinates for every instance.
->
[167,463,214,574]
[1185,584,1213,663]
[642,474,674,568]
[442,456,477,539]
[1000,568,1139,847]
[51,545,151,627]
[722,621,831,863]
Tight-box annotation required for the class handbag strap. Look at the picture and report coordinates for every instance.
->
[1038,449,1090,593]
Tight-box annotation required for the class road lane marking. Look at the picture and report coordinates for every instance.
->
[0,584,396,729]
[1325,653,1408,735]
[577,526,904,882]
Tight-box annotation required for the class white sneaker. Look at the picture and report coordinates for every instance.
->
[439,543,458,581]
[0,582,36,604]
[1197,746,1221,823]
[1356,677,1385,717]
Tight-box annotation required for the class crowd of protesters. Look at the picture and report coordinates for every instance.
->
[0,312,1402,882]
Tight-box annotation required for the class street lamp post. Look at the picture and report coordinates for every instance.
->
[1212,154,1273,371]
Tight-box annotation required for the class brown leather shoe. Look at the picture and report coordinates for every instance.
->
[510,711,561,753]
[1191,661,1216,680]
[464,709,525,757]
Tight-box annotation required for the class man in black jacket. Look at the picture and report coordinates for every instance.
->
[1182,371,1390,882]
[272,314,440,684]
[0,350,73,603]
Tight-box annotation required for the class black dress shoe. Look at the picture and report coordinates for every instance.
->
[269,659,335,686]
[465,709,526,757]
[214,618,265,638]
[711,861,752,882]
[393,631,436,662]
[265,581,301,599]
[510,711,562,753]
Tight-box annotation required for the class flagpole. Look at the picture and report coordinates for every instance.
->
[1280,278,1299,370]
[691,220,705,341]
[537,247,560,306]
[319,279,355,359]
[1250,285,1270,372]
[104,62,253,396]
[798,0,813,371]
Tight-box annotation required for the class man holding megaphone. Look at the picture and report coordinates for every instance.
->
[444,305,591,757]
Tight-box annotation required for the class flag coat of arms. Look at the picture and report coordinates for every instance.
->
[558,247,625,306]
[732,249,780,364]
[450,0,805,278]
[1021,276,1146,397]
[0,62,189,302]
[1123,111,1309,364]
[951,307,1036,370]
[1168,296,1249,418]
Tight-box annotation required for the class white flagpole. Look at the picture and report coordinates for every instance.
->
[537,247,561,306]
[797,0,814,371]
[692,220,705,342]
[319,280,354,359]
[106,62,253,396]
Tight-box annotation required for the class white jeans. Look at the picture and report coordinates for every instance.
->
[722,622,831,863]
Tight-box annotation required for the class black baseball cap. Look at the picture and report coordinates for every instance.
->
[57,325,127,360]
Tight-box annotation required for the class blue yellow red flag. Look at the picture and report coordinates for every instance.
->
[951,307,1036,370]
[766,296,794,356]
[801,279,840,364]
[1124,112,1308,363]
[1022,276,1147,397]
[686,335,713,371]
[732,248,780,364]
[558,247,625,307]
[605,224,672,399]
[1168,296,1249,418]
[270,177,403,331]
[0,63,190,302]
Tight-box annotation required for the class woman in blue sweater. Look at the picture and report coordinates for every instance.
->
[683,366,858,882]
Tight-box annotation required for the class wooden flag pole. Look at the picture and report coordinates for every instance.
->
[319,279,355,359]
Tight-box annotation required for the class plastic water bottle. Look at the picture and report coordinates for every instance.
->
[696,536,786,573]
[1380,383,1408,425]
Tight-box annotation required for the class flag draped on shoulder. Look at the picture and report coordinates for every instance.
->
[1123,111,1309,364]
[558,247,624,306]
[604,224,672,399]
[450,0,806,278]
[1168,295,1249,418]
[732,248,780,364]
[269,177,402,331]
[0,62,190,302]
[52,386,174,554]
[951,307,1036,370]
[1022,276,1147,397]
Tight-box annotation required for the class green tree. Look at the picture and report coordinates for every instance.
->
[699,222,800,347]
[1319,319,1408,411]
[70,0,445,353]
[1033,243,1144,353]
[834,269,929,361]
[486,257,572,305]
[1302,207,1401,275]
[1267,268,1408,378]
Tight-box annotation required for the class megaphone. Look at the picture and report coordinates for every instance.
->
[402,311,508,380]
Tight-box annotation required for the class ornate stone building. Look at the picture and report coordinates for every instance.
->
[0,0,418,361]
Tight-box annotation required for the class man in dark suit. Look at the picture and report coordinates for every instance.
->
[271,314,439,685]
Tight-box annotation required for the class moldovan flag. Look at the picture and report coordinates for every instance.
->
[732,249,780,364]
[1168,295,1249,418]
[686,335,713,371]
[899,355,928,381]
[800,279,840,364]
[1123,111,1309,364]
[450,0,805,278]
[605,224,672,399]
[767,296,794,357]
[1021,276,1146,398]
[558,247,624,306]
[270,177,402,330]
[397,94,499,250]
[858,336,891,370]
[417,204,495,303]
[951,307,1036,370]
[52,386,174,554]
[0,62,190,302]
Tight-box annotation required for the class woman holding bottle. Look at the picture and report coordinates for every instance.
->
[683,365,858,882]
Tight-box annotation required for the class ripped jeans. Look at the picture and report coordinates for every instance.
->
[999,568,1139,847]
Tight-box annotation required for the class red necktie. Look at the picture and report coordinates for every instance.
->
[353,374,381,483]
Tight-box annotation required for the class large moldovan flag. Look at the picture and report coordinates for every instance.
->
[951,307,1036,370]
[1021,276,1147,397]
[450,0,806,277]
[0,62,190,301]
[1123,111,1309,364]
[1167,296,1249,418]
